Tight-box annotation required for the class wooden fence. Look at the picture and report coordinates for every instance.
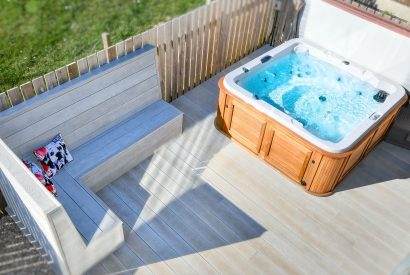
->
[0,0,302,111]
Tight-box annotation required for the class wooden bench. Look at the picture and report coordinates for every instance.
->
[0,45,183,274]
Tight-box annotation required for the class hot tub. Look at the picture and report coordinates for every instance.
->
[216,38,408,195]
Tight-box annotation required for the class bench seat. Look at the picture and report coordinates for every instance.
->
[33,99,182,264]
[52,170,122,244]
[65,100,183,192]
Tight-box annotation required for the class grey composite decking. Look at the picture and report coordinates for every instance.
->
[90,46,410,275]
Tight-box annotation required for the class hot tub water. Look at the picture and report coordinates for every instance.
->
[237,51,381,143]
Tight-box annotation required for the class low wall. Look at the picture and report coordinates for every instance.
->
[299,0,410,91]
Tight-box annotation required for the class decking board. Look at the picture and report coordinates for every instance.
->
[89,46,410,275]
[169,115,398,273]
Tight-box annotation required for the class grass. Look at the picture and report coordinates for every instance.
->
[0,0,205,93]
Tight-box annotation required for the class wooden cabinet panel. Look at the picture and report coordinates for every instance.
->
[302,151,323,189]
[265,131,313,182]
[308,156,346,194]
[341,134,373,178]
[227,101,267,154]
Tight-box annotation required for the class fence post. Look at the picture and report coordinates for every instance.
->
[102,32,112,62]
[102,32,111,49]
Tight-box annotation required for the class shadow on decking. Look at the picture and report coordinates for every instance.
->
[98,147,266,266]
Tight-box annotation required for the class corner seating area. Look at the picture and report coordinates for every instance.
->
[0,45,183,274]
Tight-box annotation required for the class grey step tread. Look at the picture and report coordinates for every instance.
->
[52,169,120,244]
[65,100,182,179]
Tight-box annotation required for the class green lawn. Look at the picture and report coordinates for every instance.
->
[0,0,205,93]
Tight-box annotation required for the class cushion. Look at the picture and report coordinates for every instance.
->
[22,160,57,197]
[34,134,73,178]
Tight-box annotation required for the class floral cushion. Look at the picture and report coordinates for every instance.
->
[22,160,57,197]
[34,134,73,178]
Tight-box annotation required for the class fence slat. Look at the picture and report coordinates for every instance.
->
[219,0,231,70]
[255,0,267,48]
[184,13,193,92]
[233,0,245,60]
[125,37,134,54]
[177,14,187,96]
[206,2,216,79]
[133,35,142,50]
[171,18,180,99]
[87,53,99,70]
[0,93,10,111]
[258,0,271,46]
[7,87,24,106]
[67,62,80,80]
[20,82,36,99]
[247,0,259,53]
[141,30,149,47]
[116,41,126,58]
[265,0,276,43]
[240,0,250,59]
[253,0,262,51]
[142,29,156,47]
[107,45,117,62]
[156,24,166,100]
[247,0,261,54]
[193,8,202,85]
[197,8,206,85]
[55,67,69,85]
[240,0,252,57]
[257,0,266,46]
[97,49,108,66]
[230,0,243,64]
[190,11,199,89]
[77,57,89,75]
[32,77,47,94]
[44,72,58,90]
[164,21,173,101]
[224,0,236,67]
[191,10,199,87]
[201,4,211,81]
[211,1,223,74]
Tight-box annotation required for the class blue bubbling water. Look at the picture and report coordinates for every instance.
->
[237,52,381,143]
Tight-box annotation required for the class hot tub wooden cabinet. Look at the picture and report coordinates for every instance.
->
[216,78,408,196]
